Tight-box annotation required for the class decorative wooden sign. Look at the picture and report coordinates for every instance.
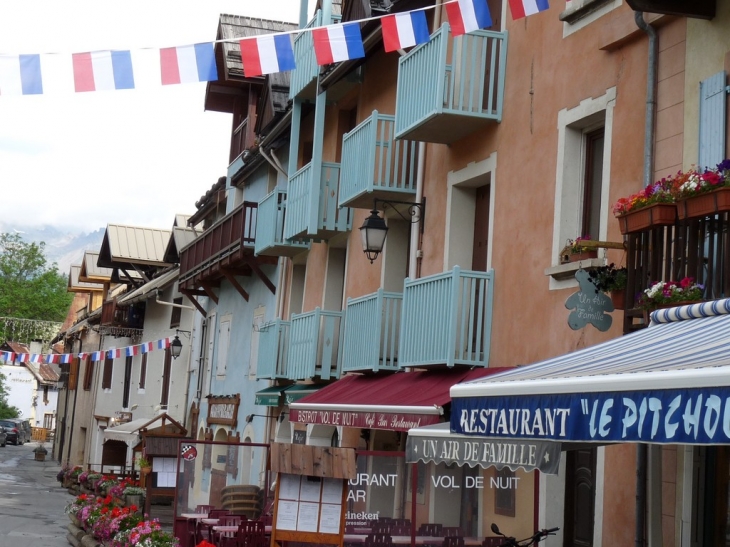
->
[565,269,613,331]
[206,395,240,427]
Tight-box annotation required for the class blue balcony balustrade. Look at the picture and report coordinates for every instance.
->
[399,267,494,367]
[283,161,352,241]
[256,319,290,380]
[255,188,310,257]
[288,308,343,380]
[395,24,507,144]
[290,11,341,99]
[342,290,402,373]
[339,111,419,209]
[178,201,258,289]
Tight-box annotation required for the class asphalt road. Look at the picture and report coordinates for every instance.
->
[0,440,74,547]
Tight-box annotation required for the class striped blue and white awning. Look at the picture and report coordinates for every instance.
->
[450,299,730,445]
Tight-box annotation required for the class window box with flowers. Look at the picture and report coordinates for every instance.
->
[639,277,704,322]
[672,160,730,220]
[613,177,677,234]
[561,236,598,264]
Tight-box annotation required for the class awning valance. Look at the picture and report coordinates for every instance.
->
[255,386,284,406]
[290,368,508,432]
[406,423,561,474]
[450,300,730,445]
[283,384,320,405]
[103,418,152,445]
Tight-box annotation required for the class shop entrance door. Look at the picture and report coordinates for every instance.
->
[563,448,596,547]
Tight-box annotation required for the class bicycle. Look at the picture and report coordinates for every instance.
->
[490,523,560,546]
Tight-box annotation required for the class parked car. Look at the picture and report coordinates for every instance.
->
[0,426,7,447]
[0,420,22,445]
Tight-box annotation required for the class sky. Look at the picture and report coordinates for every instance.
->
[0,1,310,234]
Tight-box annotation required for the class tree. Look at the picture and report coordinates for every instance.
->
[0,232,73,341]
[0,372,19,419]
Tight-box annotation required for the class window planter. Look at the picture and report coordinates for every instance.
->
[676,187,730,220]
[616,203,676,234]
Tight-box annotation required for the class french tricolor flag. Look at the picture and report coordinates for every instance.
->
[157,338,170,350]
[72,51,135,92]
[509,0,550,19]
[17,354,29,363]
[0,54,44,95]
[160,43,217,85]
[45,354,59,364]
[312,23,365,65]
[30,354,42,364]
[382,11,430,53]
[125,345,140,357]
[140,342,154,354]
[91,351,104,362]
[445,0,493,36]
[60,354,73,364]
[107,348,122,359]
[240,34,296,78]
[1,352,13,362]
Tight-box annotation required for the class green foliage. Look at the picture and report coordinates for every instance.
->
[0,232,73,341]
[0,372,20,419]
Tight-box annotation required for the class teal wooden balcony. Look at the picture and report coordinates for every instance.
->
[256,319,290,380]
[399,267,494,367]
[342,290,402,373]
[255,188,310,257]
[395,25,507,144]
[339,111,419,209]
[283,161,352,241]
[288,308,343,380]
[290,11,341,99]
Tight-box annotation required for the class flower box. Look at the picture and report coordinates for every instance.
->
[676,187,730,220]
[616,203,677,234]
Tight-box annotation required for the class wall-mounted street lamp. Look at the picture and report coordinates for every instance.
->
[359,198,426,263]
[170,329,191,360]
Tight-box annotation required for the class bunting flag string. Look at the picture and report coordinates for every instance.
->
[0,0,549,97]
[0,337,172,365]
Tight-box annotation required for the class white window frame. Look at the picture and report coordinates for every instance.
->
[550,87,616,290]
[216,315,231,378]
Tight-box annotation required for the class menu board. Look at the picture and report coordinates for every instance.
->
[274,473,345,537]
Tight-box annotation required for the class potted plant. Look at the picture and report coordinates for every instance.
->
[135,455,151,475]
[33,443,48,461]
[561,235,598,264]
[587,263,628,309]
[638,277,704,321]
[122,485,145,512]
[613,177,677,234]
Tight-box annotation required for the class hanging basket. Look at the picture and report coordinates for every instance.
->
[676,187,730,220]
[616,203,677,234]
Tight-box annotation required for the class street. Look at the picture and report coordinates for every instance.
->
[0,440,73,547]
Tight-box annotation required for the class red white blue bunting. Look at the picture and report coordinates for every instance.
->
[0,337,172,365]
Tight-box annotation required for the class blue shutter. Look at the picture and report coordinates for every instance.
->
[698,71,728,169]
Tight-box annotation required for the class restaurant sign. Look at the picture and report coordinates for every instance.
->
[406,435,560,474]
[289,409,438,431]
[452,386,730,445]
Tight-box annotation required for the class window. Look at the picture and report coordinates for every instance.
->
[550,87,615,289]
[68,359,79,390]
[216,318,231,377]
[42,385,49,404]
[102,357,113,390]
[560,0,622,36]
[169,297,183,328]
[43,413,53,429]
[160,348,172,406]
[564,448,597,546]
[82,356,93,391]
[122,356,132,408]
[139,353,147,390]
[493,467,516,517]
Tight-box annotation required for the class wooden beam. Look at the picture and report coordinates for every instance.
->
[221,268,250,301]
[243,257,276,295]
[180,290,207,317]
[200,282,219,304]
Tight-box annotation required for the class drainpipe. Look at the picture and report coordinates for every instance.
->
[635,11,658,188]
[408,1,442,278]
[633,12,657,547]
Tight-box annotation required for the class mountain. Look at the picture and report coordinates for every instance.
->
[0,223,105,275]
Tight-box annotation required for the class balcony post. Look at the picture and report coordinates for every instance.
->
[447,266,461,367]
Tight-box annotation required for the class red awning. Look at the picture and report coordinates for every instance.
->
[288,368,508,432]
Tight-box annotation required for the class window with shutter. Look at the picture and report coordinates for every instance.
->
[68,359,79,390]
[161,348,172,406]
[699,71,728,169]
[102,357,113,390]
[139,353,147,389]
[82,356,93,391]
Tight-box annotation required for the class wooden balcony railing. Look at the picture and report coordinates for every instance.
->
[178,201,258,287]
[100,299,145,329]
[624,214,730,331]
[229,118,250,164]
[256,319,290,380]
[254,188,310,257]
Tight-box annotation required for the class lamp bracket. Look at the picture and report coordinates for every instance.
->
[175,329,191,339]
[373,198,425,232]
